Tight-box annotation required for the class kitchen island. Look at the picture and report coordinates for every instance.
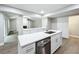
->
[18,30,62,54]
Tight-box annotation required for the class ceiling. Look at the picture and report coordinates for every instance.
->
[6,4,71,15]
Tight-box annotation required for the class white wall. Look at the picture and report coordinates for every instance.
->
[47,18,57,30]
[10,19,17,31]
[69,15,79,37]
[16,16,23,35]
[51,19,57,30]
[42,16,48,30]
[0,13,5,45]
[47,18,52,30]
[4,34,17,43]
[4,15,10,36]
[32,19,42,28]
[4,14,17,35]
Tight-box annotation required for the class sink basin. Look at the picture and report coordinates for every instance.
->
[45,31,55,34]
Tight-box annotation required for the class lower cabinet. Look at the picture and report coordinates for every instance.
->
[18,43,35,54]
[51,36,57,53]
[51,32,62,54]
[18,32,62,54]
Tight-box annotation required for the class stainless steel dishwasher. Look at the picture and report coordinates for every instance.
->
[36,37,51,54]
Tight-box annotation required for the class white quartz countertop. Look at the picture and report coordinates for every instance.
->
[18,30,61,47]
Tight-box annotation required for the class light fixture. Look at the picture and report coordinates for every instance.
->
[40,10,44,14]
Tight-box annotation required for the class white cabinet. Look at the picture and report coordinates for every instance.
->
[18,43,35,54]
[57,17,69,38]
[51,32,62,54]
[51,35,57,53]
[57,33,62,47]
[42,17,48,28]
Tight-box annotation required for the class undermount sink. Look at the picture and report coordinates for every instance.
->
[45,31,55,34]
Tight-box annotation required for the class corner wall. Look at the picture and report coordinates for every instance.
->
[0,13,5,46]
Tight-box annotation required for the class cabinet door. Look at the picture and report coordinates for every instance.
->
[51,35,57,53]
[56,33,62,48]
[19,43,35,54]
[24,46,35,54]
[51,33,62,54]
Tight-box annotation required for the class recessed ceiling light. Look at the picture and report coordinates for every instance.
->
[40,10,44,14]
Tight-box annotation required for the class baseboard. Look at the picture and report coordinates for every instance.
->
[70,35,79,38]
[0,43,4,46]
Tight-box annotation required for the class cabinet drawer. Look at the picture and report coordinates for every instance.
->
[22,43,35,54]
[25,47,35,54]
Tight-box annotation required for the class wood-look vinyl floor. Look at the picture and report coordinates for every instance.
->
[0,42,18,54]
[0,37,79,54]
[55,37,79,54]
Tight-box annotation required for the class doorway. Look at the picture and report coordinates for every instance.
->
[0,12,20,54]
[69,15,79,38]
